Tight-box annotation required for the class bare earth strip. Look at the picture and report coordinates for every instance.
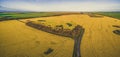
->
[0,14,120,57]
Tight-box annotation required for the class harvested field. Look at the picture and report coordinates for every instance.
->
[0,14,120,57]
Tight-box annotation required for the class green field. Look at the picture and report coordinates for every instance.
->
[94,12,120,19]
[0,12,74,21]
[0,12,120,21]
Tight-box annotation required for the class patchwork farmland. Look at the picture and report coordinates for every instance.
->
[0,13,120,57]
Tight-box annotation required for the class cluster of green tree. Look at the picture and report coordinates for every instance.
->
[88,13,103,17]
[112,25,120,35]
[113,30,120,35]
[26,21,84,38]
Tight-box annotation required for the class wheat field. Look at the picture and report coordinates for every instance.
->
[0,14,120,57]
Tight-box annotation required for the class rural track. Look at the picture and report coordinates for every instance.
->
[73,28,85,57]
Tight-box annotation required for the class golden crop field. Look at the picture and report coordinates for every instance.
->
[0,20,74,57]
[0,14,120,57]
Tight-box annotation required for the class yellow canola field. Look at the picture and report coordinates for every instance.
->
[0,20,74,57]
[0,14,120,57]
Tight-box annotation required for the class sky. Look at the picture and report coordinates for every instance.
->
[0,0,120,12]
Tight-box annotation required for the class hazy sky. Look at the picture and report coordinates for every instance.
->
[0,0,120,12]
